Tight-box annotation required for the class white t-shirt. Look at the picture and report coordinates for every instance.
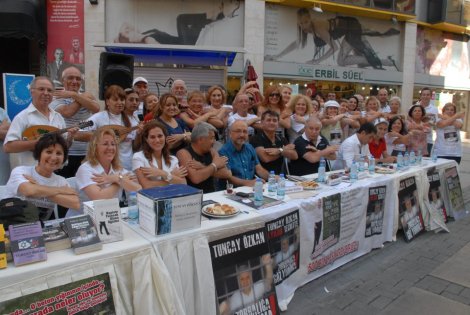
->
[229,281,265,312]
[4,103,66,169]
[423,104,439,144]
[5,165,68,220]
[50,96,94,156]
[433,118,462,157]
[228,113,258,136]
[288,114,309,144]
[132,151,179,180]
[384,133,406,155]
[87,111,139,171]
[333,134,370,170]
[70,161,130,217]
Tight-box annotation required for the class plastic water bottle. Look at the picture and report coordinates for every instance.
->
[368,156,375,174]
[397,152,403,170]
[409,151,416,166]
[277,174,286,200]
[318,158,326,183]
[254,178,264,207]
[358,155,365,172]
[432,150,438,163]
[350,161,358,183]
[404,151,410,166]
[127,191,139,223]
[267,171,277,197]
[417,150,422,165]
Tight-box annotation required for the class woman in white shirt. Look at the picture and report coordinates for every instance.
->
[70,128,141,217]
[85,85,137,170]
[6,133,79,220]
[133,121,187,188]
[434,102,465,164]
[286,94,313,143]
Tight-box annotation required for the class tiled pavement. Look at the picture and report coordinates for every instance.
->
[283,143,470,315]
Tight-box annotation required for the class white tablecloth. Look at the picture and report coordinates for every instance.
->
[0,158,459,314]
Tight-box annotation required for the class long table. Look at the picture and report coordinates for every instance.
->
[0,158,461,314]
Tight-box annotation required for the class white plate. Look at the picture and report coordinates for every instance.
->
[202,204,240,218]
[296,182,319,190]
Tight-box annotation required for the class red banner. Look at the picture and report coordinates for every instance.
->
[46,0,84,84]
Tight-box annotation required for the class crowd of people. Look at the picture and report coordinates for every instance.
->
[0,64,465,220]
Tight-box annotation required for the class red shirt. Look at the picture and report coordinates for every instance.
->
[369,138,387,159]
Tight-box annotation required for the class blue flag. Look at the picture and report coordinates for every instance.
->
[2,73,35,120]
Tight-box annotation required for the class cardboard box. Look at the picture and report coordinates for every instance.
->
[138,184,203,235]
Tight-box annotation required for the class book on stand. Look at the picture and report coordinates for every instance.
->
[83,198,123,243]
[8,221,47,266]
[64,215,102,254]
[42,218,71,252]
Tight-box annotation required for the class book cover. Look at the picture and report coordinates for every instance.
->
[42,225,71,252]
[64,215,102,254]
[84,199,123,243]
[8,221,47,266]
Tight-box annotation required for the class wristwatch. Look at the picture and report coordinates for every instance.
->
[118,174,124,183]
[165,172,173,182]
[279,148,284,154]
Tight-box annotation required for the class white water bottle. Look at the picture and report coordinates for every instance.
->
[254,178,264,206]
[350,161,358,183]
[267,171,277,196]
[318,158,326,183]
[128,191,139,223]
[369,156,375,174]
[397,152,403,170]
[409,151,416,166]
[277,174,286,200]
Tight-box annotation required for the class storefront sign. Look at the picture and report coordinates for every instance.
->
[297,66,365,81]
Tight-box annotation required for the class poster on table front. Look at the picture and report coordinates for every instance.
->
[106,0,244,48]
[398,176,424,242]
[425,168,449,231]
[46,0,85,86]
[0,273,116,314]
[365,186,386,238]
[210,227,279,315]
[265,210,300,286]
[444,166,468,219]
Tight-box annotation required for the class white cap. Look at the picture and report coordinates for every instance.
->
[324,100,340,108]
[132,77,148,86]
[374,117,389,126]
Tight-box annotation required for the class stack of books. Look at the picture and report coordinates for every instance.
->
[42,219,71,253]
[9,221,47,266]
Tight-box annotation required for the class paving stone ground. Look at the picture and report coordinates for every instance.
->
[282,143,470,315]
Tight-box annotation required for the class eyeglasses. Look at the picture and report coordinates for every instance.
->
[32,87,53,93]
[269,93,280,98]
[65,76,82,81]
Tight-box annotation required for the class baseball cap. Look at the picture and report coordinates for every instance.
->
[132,77,148,86]
[374,117,389,126]
[324,100,340,108]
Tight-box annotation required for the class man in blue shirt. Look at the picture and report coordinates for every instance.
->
[219,121,269,187]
